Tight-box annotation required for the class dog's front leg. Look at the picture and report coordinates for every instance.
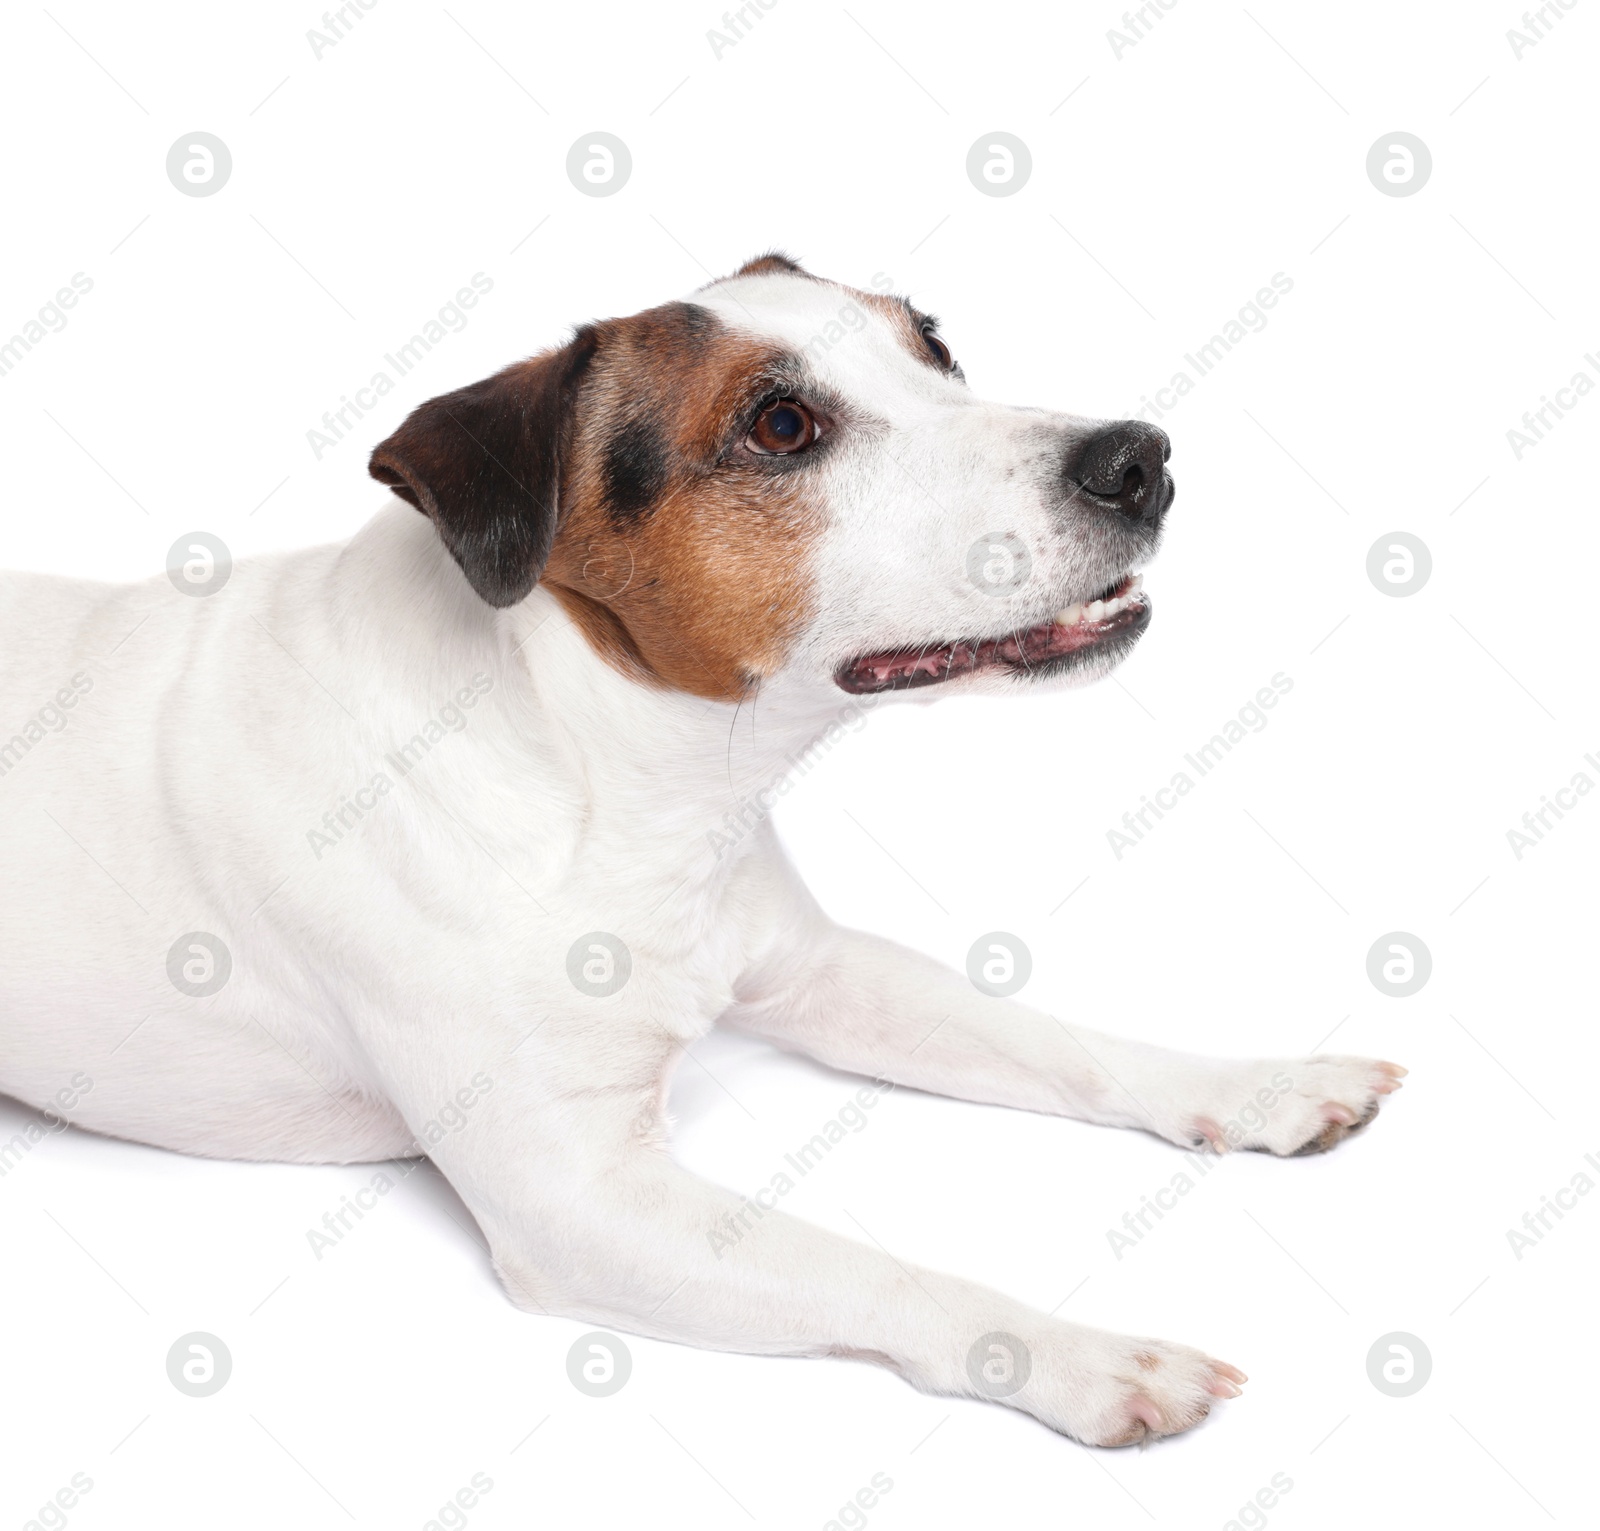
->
[375,1015,1241,1446]
[727,923,1405,1158]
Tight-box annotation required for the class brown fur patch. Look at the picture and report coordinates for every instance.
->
[726,251,808,280]
[540,301,823,702]
[859,291,945,370]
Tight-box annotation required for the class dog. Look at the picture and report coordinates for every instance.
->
[0,253,1403,1446]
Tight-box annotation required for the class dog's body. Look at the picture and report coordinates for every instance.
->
[0,257,1400,1445]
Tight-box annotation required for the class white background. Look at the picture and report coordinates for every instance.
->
[2,2,1597,1527]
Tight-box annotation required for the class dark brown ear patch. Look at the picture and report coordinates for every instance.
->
[729,251,807,280]
[602,415,669,526]
[368,328,597,606]
[594,300,721,527]
[370,287,823,699]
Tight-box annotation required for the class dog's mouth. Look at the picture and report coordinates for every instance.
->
[835,574,1150,694]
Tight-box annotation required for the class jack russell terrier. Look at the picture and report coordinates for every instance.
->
[0,254,1403,1446]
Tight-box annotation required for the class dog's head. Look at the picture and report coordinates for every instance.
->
[371,253,1173,704]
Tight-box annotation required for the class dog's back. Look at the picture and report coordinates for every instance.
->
[0,533,423,1162]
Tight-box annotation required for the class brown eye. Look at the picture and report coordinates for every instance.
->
[922,326,953,370]
[748,398,816,455]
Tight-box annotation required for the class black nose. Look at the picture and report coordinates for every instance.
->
[1069,421,1173,526]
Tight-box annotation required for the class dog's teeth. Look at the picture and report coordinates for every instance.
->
[1055,579,1147,630]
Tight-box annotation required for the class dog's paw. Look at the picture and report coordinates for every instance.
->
[1184,1055,1405,1158]
[1018,1328,1245,1446]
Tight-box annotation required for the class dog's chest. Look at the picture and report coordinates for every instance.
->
[573,865,749,1034]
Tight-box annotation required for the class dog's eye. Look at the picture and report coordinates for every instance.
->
[921,326,953,370]
[747,399,816,455]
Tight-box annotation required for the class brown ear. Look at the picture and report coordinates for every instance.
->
[729,250,806,279]
[368,327,598,607]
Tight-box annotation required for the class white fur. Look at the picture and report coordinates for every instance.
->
[698,272,1133,689]
[0,273,1399,1445]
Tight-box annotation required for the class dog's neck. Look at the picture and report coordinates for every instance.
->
[505,587,857,849]
[341,504,863,874]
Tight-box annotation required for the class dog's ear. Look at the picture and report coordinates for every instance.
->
[729,250,805,279]
[368,327,599,607]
